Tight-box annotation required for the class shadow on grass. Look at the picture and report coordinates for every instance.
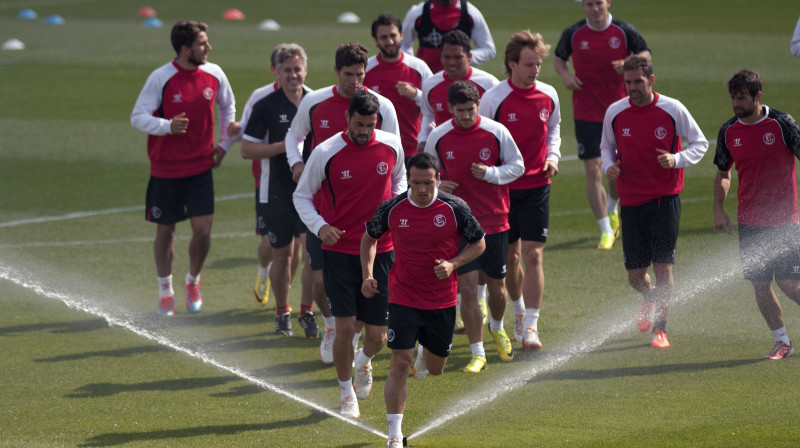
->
[77,412,350,447]
[35,345,168,363]
[0,318,109,335]
[545,236,597,251]
[67,375,244,398]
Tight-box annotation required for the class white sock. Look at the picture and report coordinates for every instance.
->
[339,378,355,400]
[355,348,373,368]
[352,331,362,348]
[158,275,174,298]
[470,342,486,359]
[772,326,791,345]
[478,284,488,302]
[323,315,336,329]
[259,262,270,278]
[524,308,540,331]
[387,413,403,439]
[185,272,198,285]
[456,293,462,307]
[489,317,503,332]
[607,196,620,215]
[511,297,525,315]
[598,217,612,234]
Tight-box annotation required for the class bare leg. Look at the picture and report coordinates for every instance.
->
[154,224,176,277]
[187,214,213,277]
[583,158,608,221]
[459,271,483,345]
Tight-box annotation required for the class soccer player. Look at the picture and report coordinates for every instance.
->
[713,69,800,360]
[554,0,650,250]
[284,42,400,363]
[400,0,496,73]
[365,13,434,162]
[417,29,499,153]
[600,55,708,349]
[479,30,560,350]
[361,152,485,448]
[293,91,406,419]
[424,81,524,372]
[130,20,235,316]
[241,44,320,338]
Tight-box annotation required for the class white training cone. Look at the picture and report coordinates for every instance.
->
[337,12,360,24]
[2,39,26,50]
[258,19,280,30]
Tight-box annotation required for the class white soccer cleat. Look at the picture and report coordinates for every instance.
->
[353,355,373,399]
[319,327,335,364]
[523,327,542,351]
[339,395,360,419]
[413,352,429,380]
[513,313,525,342]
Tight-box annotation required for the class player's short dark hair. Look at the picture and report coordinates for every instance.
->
[622,55,653,78]
[371,13,403,37]
[504,30,550,77]
[276,43,307,70]
[348,89,380,117]
[727,69,762,98]
[407,152,441,177]
[171,20,207,55]
[441,30,471,53]
[448,80,480,106]
[269,44,286,68]
[335,42,369,70]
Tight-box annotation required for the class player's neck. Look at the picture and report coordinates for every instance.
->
[739,104,764,125]
[284,86,304,106]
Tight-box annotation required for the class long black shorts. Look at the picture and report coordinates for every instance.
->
[323,250,394,326]
[575,119,603,160]
[387,303,456,358]
[620,195,680,270]
[509,185,550,243]
[145,169,214,224]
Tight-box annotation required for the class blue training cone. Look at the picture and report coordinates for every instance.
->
[18,8,38,19]
[44,15,65,25]
[143,17,163,28]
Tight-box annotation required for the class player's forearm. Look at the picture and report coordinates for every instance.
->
[241,140,285,160]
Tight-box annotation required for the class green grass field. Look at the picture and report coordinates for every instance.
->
[2,0,800,446]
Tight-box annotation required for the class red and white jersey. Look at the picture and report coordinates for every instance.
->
[365,52,434,159]
[293,129,407,255]
[479,79,561,190]
[419,67,499,143]
[555,15,649,123]
[131,60,235,178]
[366,190,484,309]
[401,0,496,72]
[714,106,800,226]
[600,92,708,207]
[424,115,524,234]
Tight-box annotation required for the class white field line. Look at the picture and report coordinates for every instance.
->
[0,263,387,439]
[0,0,95,8]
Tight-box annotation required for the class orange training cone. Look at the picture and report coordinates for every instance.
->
[222,8,245,20]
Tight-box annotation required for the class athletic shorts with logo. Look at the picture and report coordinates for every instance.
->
[620,195,680,270]
[387,303,456,358]
[457,230,508,279]
[145,169,214,224]
[509,184,550,243]
[323,250,394,326]
[738,223,800,282]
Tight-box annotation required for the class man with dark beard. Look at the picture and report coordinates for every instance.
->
[365,13,433,163]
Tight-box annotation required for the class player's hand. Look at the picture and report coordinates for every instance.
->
[396,81,417,99]
[611,59,625,74]
[561,73,583,91]
[361,277,379,298]
[606,160,621,181]
[170,112,189,134]
[656,149,676,169]
[292,162,305,183]
[417,141,426,153]
[438,180,458,194]
[226,121,242,136]
[471,163,488,180]
[211,145,227,168]
[543,160,559,178]
[434,259,455,279]
[319,224,344,246]
[713,209,732,235]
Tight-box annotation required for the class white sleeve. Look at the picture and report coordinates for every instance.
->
[483,126,524,185]
[130,71,172,136]
[672,105,709,169]
[214,69,236,151]
[292,149,329,236]
[285,97,313,168]
[600,108,619,174]
[466,4,496,66]
[792,15,800,57]
[418,86,436,144]
[377,94,401,140]
[401,4,423,55]
[391,138,408,196]
[546,95,562,162]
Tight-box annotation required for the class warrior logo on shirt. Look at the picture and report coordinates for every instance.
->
[320,120,330,129]
[733,138,742,147]
[446,151,455,159]
[539,109,550,121]
[609,37,621,49]
[203,87,214,100]
[279,114,289,123]
[377,162,389,175]
[400,219,410,228]
[435,103,444,111]
[433,214,446,228]
[654,127,668,140]
[580,41,589,50]
[763,132,776,145]
[172,94,182,103]
[622,128,632,137]
[508,113,518,122]
[479,148,491,161]
[341,170,352,179]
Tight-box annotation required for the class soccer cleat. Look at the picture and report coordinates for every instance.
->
[254,274,270,307]
[275,313,294,336]
[597,231,615,250]
[478,299,489,326]
[609,211,621,238]
[413,351,429,380]
[319,327,335,364]
[354,358,373,399]
[651,330,670,349]
[387,436,403,448]
[513,313,525,342]
[637,299,655,332]
[158,295,174,316]
[455,311,465,332]
[184,281,202,313]
[523,327,542,351]
[763,341,794,360]
[339,395,361,419]
[488,327,514,362]
[462,353,486,373]
[298,311,320,339]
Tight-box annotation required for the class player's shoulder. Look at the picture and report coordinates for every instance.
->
[428,119,456,141]
[422,71,447,91]
[605,97,632,118]
[481,79,514,104]
[653,92,689,115]
[401,52,435,77]
[463,0,487,18]
[366,55,380,72]
[248,82,279,103]
[470,67,500,87]
[718,115,738,133]
[436,190,470,211]
[147,60,179,81]
[610,16,640,33]
[534,80,559,99]
[561,19,588,35]
[405,1,426,16]
[198,61,227,78]
[373,128,403,148]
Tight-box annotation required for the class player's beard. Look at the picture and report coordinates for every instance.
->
[380,45,400,59]
[734,103,757,120]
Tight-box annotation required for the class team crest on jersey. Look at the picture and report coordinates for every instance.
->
[763,132,776,145]
[387,328,395,342]
[654,127,668,140]
[376,161,389,175]
[435,103,444,112]
[172,94,183,103]
[341,169,352,179]
[150,206,162,219]
[609,37,621,49]
[507,113,518,122]
[479,148,492,161]
[279,114,289,123]
[433,214,446,228]
[203,87,214,100]
[399,218,410,228]
[320,120,330,129]
[445,151,455,160]
[539,109,550,121]
[622,128,632,137]
[580,41,589,50]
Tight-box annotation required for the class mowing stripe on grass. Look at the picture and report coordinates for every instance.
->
[0,232,252,249]
[0,262,388,440]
